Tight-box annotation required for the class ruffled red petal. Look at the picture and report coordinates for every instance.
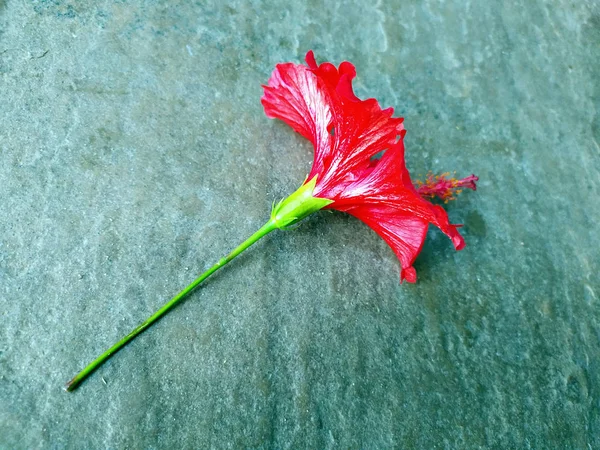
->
[261,62,334,181]
[327,140,464,282]
[341,205,428,283]
[304,55,405,194]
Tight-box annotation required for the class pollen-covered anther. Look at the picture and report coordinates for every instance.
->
[416,172,479,202]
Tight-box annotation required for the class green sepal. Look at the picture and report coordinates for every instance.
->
[270,177,333,230]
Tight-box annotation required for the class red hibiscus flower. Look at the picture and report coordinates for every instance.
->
[262,51,477,283]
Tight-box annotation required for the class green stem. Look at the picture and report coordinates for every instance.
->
[65,219,277,392]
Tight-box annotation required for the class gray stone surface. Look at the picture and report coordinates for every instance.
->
[1,0,599,448]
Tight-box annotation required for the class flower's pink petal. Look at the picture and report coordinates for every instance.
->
[304,56,404,193]
[326,141,465,278]
[374,146,466,252]
[323,140,410,201]
[305,50,318,69]
[305,51,352,94]
[430,204,465,250]
[263,53,404,195]
[335,200,463,281]
[341,204,429,283]
[261,62,334,178]
[305,51,359,101]
[335,66,360,102]
[312,107,404,195]
[261,63,330,143]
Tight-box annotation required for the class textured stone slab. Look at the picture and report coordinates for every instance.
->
[1,1,599,448]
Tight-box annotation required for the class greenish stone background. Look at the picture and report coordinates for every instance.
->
[1,0,599,448]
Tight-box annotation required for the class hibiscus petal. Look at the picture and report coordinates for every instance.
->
[263,53,404,195]
[305,51,359,102]
[304,55,404,193]
[336,200,463,282]
[261,62,333,176]
[327,141,465,279]
[342,204,428,283]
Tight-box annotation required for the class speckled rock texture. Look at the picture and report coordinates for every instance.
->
[1,1,599,448]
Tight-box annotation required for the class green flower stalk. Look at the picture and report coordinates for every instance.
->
[65,179,331,391]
